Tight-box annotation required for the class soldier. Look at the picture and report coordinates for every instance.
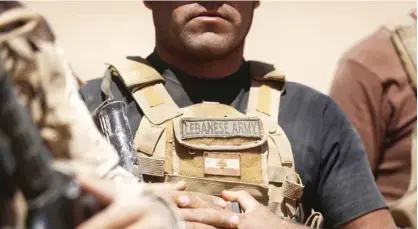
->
[81,1,397,229]
[0,2,185,229]
[330,9,417,228]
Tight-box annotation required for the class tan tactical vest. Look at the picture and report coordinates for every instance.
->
[106,57,324,228]
[390,24,417,229]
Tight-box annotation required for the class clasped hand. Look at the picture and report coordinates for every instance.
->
[173,189,283,229]
[75,177,284,229]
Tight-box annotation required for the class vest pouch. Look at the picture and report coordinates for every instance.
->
[170,110,270,201]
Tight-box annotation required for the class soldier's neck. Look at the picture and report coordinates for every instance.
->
[155,45,244,79]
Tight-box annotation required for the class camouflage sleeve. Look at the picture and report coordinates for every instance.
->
[0,5,137,183]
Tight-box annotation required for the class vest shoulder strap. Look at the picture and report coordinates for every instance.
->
[107,57,165,90]
[106,57,182,125]
[248,60,286,90]
[247,62,307,222]
[246,60,286,119]
[390,25,417,90]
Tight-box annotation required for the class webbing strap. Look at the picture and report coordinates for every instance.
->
[135,120,167,177]
[247,61,295,168]
[247,61,285,118]
[282,173,303,200]
[165,120,174,174]
[106,58,182,178]
[268,189,299,220]
[267,166,292,184]
[134,117,165,156]
[247,80,282,119]
[107,58,183,125]
[131,83,182,125]
[142,86,164,107]
[270,126,295,166]
[137,155,165,177]
[267,124,301,218]
[257,84,272,115]
[305,211,324,229]
[134,114,168,176]
[247,61,304,221]
[267,133,301,199]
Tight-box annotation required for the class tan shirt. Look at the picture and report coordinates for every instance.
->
[330,27,417,203]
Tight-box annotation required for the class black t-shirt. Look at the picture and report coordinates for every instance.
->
[80,52,387,228]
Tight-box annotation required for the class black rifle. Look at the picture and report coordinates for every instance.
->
[0,70,102,229]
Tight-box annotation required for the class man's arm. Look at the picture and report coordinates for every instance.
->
[178,190,310,229]
[342,209,395,229]
[329,59,387,174]
[316,95,395,228]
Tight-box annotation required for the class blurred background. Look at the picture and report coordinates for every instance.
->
[23,1,416,94]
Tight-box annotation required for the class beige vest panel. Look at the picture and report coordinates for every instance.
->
[108,57,324,228]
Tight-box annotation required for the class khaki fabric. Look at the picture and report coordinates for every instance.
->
[391,25,417,89]
[246,61,306,222]
[131,84,183,125]
[135,117,165,156]
[390,127,417,228]
[110,57,323,226]
[107,57,165,90]
[389,24,417,229]
[0,7,136,181]
[0,6,186,229]
[330,27,416,205]
[0,6,136,229]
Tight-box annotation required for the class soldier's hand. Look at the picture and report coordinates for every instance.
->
[75,176,184,229]
[180,190,288,229]
[162,190,227,210]
[152,181,227,210]
[221,190,289,229]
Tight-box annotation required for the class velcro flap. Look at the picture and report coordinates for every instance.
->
[134,117,165,156]
[107,58,164,89]
[137,155,165,177]
[267,166,293,184]
[172,117,268,151]
[132,84,183,125]
[270,132,294,165]
[281,173,304,200]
